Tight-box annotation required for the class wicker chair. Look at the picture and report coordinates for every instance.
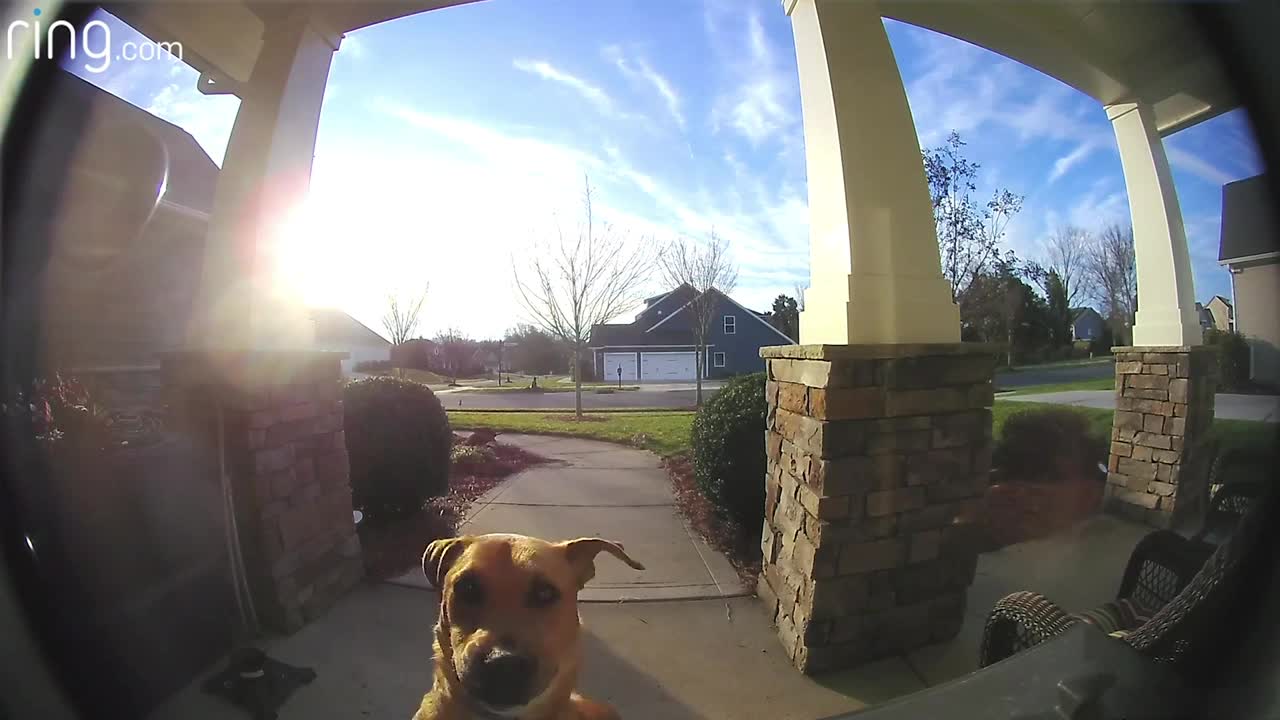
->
[979,484,1268,672]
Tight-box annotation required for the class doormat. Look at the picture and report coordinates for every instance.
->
[201,647,316,720]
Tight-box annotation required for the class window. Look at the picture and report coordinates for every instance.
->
[713,352,726,368]
[723,315,736,334]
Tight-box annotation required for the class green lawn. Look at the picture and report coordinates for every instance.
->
[449,410,695,457]
[1005,357,1114,371]
[451,402,1274,461]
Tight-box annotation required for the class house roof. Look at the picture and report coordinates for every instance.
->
[54,70,220,215]
[1070,307,1102,321]
[310,309,390,347]
[1209,295,1232,307]
[594,286,794,345]
[1220,174,1278,262]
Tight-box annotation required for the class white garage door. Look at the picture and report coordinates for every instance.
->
[641,352,697,381]
[602,352,638,381]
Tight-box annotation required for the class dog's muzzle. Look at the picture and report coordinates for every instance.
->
[463,648,539,710]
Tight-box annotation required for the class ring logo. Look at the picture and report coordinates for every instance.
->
[6,8,182,74]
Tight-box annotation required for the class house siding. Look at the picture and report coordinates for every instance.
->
[1233,260,1280,385]
[1072,309,1105,341]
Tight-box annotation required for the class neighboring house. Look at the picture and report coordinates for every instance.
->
[1195,302,1215,334]
[309,309,391,376]
[1205,295,1234,332]
[1219,173,1280,385]
[589,284,794,382]
[1070,307,1106,342]
[391,338,440,369]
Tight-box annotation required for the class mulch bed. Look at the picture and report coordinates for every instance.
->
[662,453,761,588]
[980,470,1105,549]
[359,441,551,581]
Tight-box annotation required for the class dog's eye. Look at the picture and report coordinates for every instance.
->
[453,573,484,606]
[527,579,560,608]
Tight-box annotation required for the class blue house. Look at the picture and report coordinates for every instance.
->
[590,284,794,382]
[1070,307,1106,342]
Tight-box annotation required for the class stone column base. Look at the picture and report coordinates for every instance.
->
[758,344,996,674]
[1105,346,1218,530]
[163,351,362,633]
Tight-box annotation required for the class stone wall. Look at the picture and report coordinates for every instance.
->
[757,344,996,674]
[1105,346,1217,530]
[164,351,363,633]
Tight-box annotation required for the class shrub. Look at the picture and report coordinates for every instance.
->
[1203,328,1252,391]
[344,376,451,519]
[690,372,768,539]
[993,406,1107,483]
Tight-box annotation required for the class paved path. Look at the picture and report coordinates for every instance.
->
[442,384,722,410]
[1002,390,1280,422]
[391,434,743,601]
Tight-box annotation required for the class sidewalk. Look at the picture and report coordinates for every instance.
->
[1002,390,1280,422]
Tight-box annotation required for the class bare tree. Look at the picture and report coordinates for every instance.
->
[658,232,738,407]
[924,131,1024,300]
[512,177,653,419]
[1085,223,1138,345]
[382,285,428,346]
[793,282,806,312]
[1029,225,1091,307]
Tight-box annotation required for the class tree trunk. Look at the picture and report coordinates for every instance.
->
[572,348,583,420]
[695,348,704,407]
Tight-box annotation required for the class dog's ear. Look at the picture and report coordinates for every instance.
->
[560,538,645,589]
[423,536,472,590]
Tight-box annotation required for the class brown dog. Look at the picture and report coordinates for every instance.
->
[413,533,644,720]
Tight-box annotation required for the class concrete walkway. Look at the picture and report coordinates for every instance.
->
[390,434,743,601]
[1002,390,1280,422]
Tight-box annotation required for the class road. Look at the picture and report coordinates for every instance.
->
[442,383,722,410]
[993,359,1115,389]
[1004,390,1280,422]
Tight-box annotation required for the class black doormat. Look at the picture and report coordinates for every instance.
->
[201,648,316,720]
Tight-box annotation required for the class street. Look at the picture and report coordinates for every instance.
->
[441,382,723,410]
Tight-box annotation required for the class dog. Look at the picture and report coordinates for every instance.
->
[414,534,644,720]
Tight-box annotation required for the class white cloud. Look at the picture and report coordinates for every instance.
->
[339,35,365,60]
[1165,145,1235,187]
[708,9,798,147]
[513,58,618,117]
[1048,141,1099,183]
[602,45,685,129]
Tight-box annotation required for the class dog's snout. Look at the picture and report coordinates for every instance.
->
[468,649,538,708]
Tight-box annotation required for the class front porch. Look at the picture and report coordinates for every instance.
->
[150,513,1149,719]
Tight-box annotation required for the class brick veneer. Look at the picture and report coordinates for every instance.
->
[757,344,996,674]
[163,351,363,633]
[1104,346,1218,530]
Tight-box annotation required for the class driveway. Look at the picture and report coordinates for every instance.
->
[993,359,1114,389]
[1003,390,1280,422]
[441,383,723,410]
[390,434,742,601]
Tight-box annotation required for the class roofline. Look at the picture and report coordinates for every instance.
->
[1220,251,1280,265]
[644,288,796,343]
[645,298,693,332]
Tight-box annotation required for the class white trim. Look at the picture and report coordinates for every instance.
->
[713,351,727,368]
[645,298,693,332]
[718,292,800,343]
[723,314,736,334]
[1219,251,1280,266]
[589,344,711,349]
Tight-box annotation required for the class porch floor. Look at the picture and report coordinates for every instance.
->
[149,513,1150,720]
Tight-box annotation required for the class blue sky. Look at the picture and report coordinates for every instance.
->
[69,0,1264,340]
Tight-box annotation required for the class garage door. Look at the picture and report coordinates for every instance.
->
[602,352,638,381]
[641,352,697,381]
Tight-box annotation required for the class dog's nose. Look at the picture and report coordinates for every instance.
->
[470,650,537,708]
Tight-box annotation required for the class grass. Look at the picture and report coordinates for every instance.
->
[449,410,695,457]
[1000,376,1115,395]
[1002,356,1114,372]
[992,400,1277,456]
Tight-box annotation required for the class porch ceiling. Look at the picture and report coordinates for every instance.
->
[879,0,1237,136]
[106,0,480,90]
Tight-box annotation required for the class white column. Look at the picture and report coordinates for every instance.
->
[1106,102,1201,347]
[785,0,960,345]
[188,9,341,350]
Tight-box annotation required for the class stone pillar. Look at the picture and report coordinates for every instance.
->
[758,344,995,673]
[1105,346,1218,530]
[785,0,960,345]
[1107,102,1202,348]
[164,351,362,633]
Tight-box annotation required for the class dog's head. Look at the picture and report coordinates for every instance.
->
[423,533,643,714]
